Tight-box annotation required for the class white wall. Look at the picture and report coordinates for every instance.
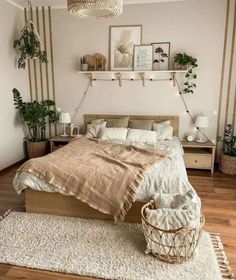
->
[0,1,28,170]
[51,0,225,140]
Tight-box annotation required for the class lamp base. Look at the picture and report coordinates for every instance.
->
[195,139,207,143]
[60,133,69,137]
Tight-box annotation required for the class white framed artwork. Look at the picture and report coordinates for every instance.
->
[109,25,142,71]
[152,42,170,71]
[133,45,153,71]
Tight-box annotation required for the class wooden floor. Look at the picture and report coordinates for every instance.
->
[0,164,235,280]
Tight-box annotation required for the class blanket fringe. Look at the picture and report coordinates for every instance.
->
[210,233,236,280]
[0,209,12,222]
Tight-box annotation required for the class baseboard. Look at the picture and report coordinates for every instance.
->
[0,159,26,174]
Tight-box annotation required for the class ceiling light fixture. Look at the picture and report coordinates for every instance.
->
[67,0,123,18]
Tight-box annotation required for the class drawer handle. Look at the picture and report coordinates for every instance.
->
[195,160,198,163]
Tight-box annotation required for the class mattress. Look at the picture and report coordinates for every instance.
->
[13,137,195,203]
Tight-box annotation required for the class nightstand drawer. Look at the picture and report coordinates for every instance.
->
[183,153,212,169]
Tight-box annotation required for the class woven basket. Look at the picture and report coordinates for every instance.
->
[26,140,48,159]
[220,154,236,175]
[173,63,188,71]
[141,201,205,264]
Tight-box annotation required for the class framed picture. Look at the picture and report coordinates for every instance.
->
[134,45,153,71]
[70,125,80,137]
[109,25,142,71]
[151,42,170,71]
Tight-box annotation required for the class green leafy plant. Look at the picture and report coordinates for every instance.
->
[13,88,59,142]
[13,21,48,69]
[174,53,198,94]
[218,124,236,157]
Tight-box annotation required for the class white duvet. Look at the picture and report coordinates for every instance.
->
[13,137,197,203]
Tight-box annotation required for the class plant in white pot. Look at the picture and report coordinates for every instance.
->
[13,21,47,69]
[13,88,59,158]
[218,124,236,175]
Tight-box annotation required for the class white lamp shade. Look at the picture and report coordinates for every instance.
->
[195,116,209,128]
[59,112,71,124]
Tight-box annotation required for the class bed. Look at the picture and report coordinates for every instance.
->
[13,115,197,223]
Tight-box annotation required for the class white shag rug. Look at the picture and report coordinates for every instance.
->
[0,211,233,280]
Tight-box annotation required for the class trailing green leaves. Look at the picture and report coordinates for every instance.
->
[12,88,59,142]
[174,53,198,94]
[218,124,236,157]
[13,21,48,69]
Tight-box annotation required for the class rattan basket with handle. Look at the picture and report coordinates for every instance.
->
[141,201,205,264]
[220,154,236,175]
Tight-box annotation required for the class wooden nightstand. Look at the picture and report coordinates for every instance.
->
[181,140,216,174]
[49,136,74,153]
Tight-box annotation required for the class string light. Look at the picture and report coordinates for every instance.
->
[176,79,210,141]
[72,75,210,143]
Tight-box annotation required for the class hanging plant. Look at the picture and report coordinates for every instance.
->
[13,21,48,69]
[174,53,198,94]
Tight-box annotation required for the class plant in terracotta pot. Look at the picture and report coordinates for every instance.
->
[218,124,236,175]
[174,53,198,94]
[13,21,47,69]
[13,88,59,158]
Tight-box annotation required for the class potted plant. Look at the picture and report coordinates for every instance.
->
[13,21,47,69]
[80,56,88,71]
[173,53,198,94]
[13,88,59,158]
[218,124,236,175]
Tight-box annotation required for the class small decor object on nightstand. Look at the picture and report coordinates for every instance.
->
[187,135,194,142]
[60,112,71,137]
[71,125,80,137]
[195,115,209,143]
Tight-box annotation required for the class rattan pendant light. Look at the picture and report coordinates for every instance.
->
[67,0,123,18]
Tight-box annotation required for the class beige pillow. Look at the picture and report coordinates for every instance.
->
[129,119,154,131]
[91,119,105,125]
[86,122,106,138]
[106,116,129,128]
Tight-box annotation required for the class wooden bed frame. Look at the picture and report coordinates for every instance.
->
[24,114,179,223]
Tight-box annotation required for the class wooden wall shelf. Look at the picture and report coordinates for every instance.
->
[77,70,187,87]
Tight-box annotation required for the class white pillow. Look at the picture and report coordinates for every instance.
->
[153,123,173,140]
[86,122,106,138]
[127,129,157,144]
[99,127,128,141]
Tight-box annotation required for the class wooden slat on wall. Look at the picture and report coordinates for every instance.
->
[24,6,57,138]
[217,0,236,152]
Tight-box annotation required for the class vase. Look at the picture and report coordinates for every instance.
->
[81,64,89,71]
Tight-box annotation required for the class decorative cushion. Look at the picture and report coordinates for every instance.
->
[153,122,173,140]
[129,119,154,131]
[91,119,105,125]
[86,122,106,138]
[127,129,157,144]
[99,127,128,141]
[152,120,171,129]
[106,117,129,128]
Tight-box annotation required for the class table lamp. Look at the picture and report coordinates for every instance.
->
[195,115,209,143]
[59,112,71,137]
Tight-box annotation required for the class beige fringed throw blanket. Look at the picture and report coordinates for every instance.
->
[17,138,169,220]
